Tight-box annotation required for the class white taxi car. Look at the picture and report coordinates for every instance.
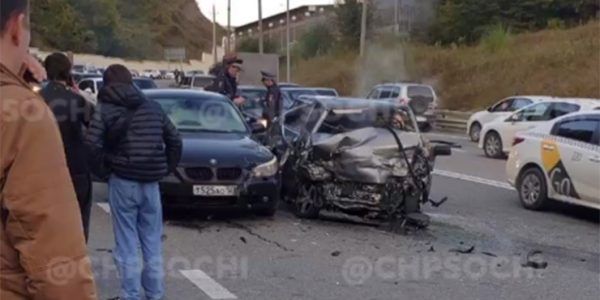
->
[466,96,553,142]
[507,111,600,210]
[479,99,600,158]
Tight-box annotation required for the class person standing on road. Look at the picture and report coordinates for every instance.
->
[207,53,245,106]
[40,52,95,242]
[0,0,97,298]
[86,64,182,300]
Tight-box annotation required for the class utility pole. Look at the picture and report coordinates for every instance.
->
[286,0,291,82]
[258,0,264,54]
[360,0,368,57]
[394,0,399,33]
[227,0,231,53]
[212,4,217,64]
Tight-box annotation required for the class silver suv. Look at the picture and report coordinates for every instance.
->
[367,83,438,130]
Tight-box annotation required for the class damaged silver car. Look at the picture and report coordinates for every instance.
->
[278,97,451,226]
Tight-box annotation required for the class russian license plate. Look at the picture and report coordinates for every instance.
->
[193,185,237,196]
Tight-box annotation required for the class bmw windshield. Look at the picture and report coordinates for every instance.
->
[153,96,248,134]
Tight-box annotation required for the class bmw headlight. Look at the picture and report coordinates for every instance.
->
[252,157,278,177]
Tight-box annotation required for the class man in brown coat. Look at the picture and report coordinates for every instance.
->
[0,1,97,298]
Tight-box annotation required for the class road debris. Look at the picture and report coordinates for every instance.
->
[240,236,247,244]
[331,250,341,257]
[481,251,498,257]
[521,250,548,269]
[449,245,475,254]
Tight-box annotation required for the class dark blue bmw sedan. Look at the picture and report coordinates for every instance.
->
[144,89,280,216]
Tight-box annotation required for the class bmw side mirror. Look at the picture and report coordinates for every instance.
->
[432,145,452,157]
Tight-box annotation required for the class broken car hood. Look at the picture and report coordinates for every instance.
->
[310,127,423,184]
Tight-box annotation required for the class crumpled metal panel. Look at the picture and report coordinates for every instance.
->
[310,127,422,184]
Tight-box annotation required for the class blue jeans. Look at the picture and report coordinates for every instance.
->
[108,175,164,300]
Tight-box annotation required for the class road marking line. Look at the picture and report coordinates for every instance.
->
[97,203,111,214]
[180,269,237,300]
[433,169,514,190]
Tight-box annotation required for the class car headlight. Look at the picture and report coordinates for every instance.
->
[258,118,268,128]
[252,157,278,177]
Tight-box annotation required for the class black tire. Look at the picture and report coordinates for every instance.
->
[469,122,482,142]
[483,131,504,158]
[255,201,278,217]
[517,167,549,210]
[293,183,320,219]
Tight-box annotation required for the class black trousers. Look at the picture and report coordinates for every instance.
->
[72,173,92,242]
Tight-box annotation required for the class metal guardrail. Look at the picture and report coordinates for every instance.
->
[434,110,471,133]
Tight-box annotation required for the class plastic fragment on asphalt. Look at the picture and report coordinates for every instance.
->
[449,245,475,254]
[331,250,341,257]
[521,250,548,269]
[240,236,247,244]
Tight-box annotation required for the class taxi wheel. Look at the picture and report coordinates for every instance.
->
[517,167,549,210]
[483,132,504,158]
[469,122,481,142]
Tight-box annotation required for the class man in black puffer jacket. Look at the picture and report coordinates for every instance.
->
[86,64,181,300]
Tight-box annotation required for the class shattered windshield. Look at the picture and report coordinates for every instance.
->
[317,106,416,134]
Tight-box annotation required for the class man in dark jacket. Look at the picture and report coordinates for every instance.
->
[86,64,182,300]
[260,71,282,129]
[207,53,245,106]
[40,52,94,241]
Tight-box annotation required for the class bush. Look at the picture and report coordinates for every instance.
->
[237,37,278,53]
[296,24,335,59]
[480,24,511,53]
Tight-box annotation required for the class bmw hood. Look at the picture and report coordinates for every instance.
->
[179,133,274,168]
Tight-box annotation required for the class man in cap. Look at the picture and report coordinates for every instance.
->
[207,53,245,106]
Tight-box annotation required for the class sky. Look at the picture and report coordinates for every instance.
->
[197,0,336,27]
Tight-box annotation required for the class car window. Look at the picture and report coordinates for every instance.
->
[378,88,392,99]
[366,88,379,99]
[513,102,551,121]
[407,86,434,100]
[553,119,599,144]
[547,102,580,120]
[510,98,532,111]
[491,98,514,112]
[192,76,215,88]
[153,97,247,133]
[390,87,400,98]
[240,89,267,110]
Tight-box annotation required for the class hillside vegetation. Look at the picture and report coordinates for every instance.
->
[292,22,600,111]
[31,0,220,60]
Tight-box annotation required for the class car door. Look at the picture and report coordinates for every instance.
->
[549,117,600,204]
[366,88,380,99]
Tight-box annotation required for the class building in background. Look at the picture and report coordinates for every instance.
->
[234,5,335,53]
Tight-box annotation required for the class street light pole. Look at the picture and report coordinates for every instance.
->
[258,0,264,54]
[360,0,368,57]
[212,4,217,64]
[227,0,231,53]
[286,0,291,82]
[394,0,399,33]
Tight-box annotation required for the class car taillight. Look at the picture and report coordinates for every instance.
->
[398,98,409,105]
[513,137,525,146]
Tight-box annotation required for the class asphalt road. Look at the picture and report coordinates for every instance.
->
[85,130,600,300]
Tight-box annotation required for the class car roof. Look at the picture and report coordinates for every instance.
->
[375,82,433,88]
[238,85,266,90]
[305,96,404,111]
[281,87,317,92]
[143,89,229,101]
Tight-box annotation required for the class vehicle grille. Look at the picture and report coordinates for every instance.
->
[217,168,243,181]
[185,167,213,181]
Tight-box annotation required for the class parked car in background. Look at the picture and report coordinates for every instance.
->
[133,77,158,90]
[238,85,268,119]
[144,89,278,216]
[507,111,600,211]
[130,69,141,77]
[312,87,339,97]
[179,75,216,90]
[278,82,301,88]
[280,87,319,109]
[142,69,161,79]
[467,96,552,142]
[78,77,157,104]
[163,71,175,80]
[367,83,438,131]
[72,72,102,83]
[479,99,600,158]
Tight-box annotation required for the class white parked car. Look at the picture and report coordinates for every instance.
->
[142,69,161,79]
[479,99,600,158]
[366,83,438,130]
[466,96,554,142]
[78,77,104,104]
[506,111,600,210]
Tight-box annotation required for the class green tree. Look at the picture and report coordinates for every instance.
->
[237,37,278,54]
[334,0,373,50]
[296,24,335,59]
